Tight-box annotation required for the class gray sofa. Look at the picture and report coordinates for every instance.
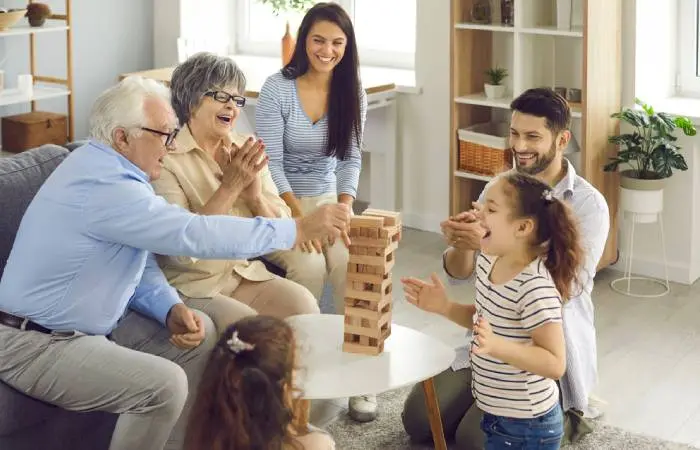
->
[0,145,117,450]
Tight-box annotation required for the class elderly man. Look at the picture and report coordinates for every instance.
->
[401,88,609,448]
[0,76,349,450]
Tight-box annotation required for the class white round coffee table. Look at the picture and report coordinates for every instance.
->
[287,314,456,450]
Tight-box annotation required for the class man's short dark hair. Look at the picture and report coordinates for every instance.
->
[510,88,571,133]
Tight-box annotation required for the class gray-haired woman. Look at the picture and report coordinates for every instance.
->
[151,52,321,334]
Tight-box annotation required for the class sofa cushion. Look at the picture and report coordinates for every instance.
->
[0,145,68,278]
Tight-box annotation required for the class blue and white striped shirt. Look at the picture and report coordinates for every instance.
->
[255,71,367,198]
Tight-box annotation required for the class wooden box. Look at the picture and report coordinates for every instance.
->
[2,111,68,153]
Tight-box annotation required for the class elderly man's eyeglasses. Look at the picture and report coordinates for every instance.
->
[140,127,180,147]
[204,90,246,107]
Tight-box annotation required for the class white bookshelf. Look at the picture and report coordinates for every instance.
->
[449,0,622,268]
[0,4,74,144]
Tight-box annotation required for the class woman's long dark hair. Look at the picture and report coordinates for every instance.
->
[502,173,584,301]
[282,2,362,161]
[184,316,307,450]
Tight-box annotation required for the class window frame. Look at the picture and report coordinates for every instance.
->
[677,0,700,96]
[234,0,415,70]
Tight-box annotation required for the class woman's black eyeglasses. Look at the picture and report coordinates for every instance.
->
[204,90,246,107]
[140,127,180,147]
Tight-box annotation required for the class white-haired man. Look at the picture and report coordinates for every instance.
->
[0,76,350,450]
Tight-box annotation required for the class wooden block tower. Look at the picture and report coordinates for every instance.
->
[342,208,402,356]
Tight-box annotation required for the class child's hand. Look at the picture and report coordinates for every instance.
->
[471,316,501,356]
[401,273,450,315]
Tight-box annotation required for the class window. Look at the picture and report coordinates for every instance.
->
[678,0,700,95]
[234,0,416,69]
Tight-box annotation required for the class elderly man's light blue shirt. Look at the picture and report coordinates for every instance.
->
[0,141,297,335]
[445,159,609,413]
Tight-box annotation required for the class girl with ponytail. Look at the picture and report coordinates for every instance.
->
[184,315,334,450]
[402,172,583,449]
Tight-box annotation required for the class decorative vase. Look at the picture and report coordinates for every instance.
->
[484,84,506,99]
[281,20,295,66]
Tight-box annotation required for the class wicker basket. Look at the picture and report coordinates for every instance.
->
[457,122,513,176]
[0,9,26,31]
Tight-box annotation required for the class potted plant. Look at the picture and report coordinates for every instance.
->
[26,2,51,27]
[257,0,316,65]
[484,67,508,99]
[604,98,696,220]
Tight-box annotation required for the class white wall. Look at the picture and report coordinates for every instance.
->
[0,0,154,139]
[396,0,450,232]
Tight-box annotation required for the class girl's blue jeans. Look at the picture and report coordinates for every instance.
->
[480,403,564,450]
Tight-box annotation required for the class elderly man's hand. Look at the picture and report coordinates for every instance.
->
[166,303,205,349]
[294,204,351,248]
[440,204,486,251]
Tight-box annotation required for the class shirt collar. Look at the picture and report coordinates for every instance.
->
[553,158,576,196]
[88,139,149,182]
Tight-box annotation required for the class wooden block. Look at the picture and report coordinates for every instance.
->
[348,254,386,266]
[360,335,370,346]
[362,208,401,226]
[345,305,383,321]
[344,288,383,302]
[350,216,386,228]
[346,271,386,284]
[343,342,382,355]
[347,236,391,248]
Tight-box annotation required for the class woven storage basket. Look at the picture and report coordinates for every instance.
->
[458,122,513,176]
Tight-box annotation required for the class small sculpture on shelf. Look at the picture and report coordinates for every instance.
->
[26,3,51,27]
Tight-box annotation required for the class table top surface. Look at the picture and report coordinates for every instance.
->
[287,314,456,400]
[120,54,410,97]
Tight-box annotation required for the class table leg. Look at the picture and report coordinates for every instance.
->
[422,377,447,450]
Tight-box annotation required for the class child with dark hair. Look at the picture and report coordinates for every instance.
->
[402,171,584,449]
[184,315,334,450]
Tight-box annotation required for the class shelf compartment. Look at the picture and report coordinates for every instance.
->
[516,33,582,100]
[517,0,583,31]
[454,29,514,99]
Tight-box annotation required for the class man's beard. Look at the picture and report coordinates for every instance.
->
[513,141,557,175]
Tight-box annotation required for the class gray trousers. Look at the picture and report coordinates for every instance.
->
[401,368,484,450]
[0,309,216,450]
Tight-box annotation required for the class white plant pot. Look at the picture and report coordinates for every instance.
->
[557,0,572,30]
[484,84,506,99]
[620,187,663,223]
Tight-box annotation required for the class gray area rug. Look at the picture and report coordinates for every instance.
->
[326,386,698,450]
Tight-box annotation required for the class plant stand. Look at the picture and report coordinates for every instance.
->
[610,187,670,297]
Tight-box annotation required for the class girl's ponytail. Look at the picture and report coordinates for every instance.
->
[541,197,584,300]
[503,172,584,301]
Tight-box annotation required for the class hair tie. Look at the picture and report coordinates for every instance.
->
[542,190,554,203]
[227,331,255,355]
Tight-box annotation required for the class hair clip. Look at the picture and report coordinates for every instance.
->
[227,331,255,355]
[542,190,554,203]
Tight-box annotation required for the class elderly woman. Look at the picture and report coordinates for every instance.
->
[151,52,320,333]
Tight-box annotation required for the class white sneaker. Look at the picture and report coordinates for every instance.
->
[348,394,378,422]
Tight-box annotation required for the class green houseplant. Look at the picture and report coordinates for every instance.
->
[484,66,508,100]
[604,98,696,190]
[257,0,315,16]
